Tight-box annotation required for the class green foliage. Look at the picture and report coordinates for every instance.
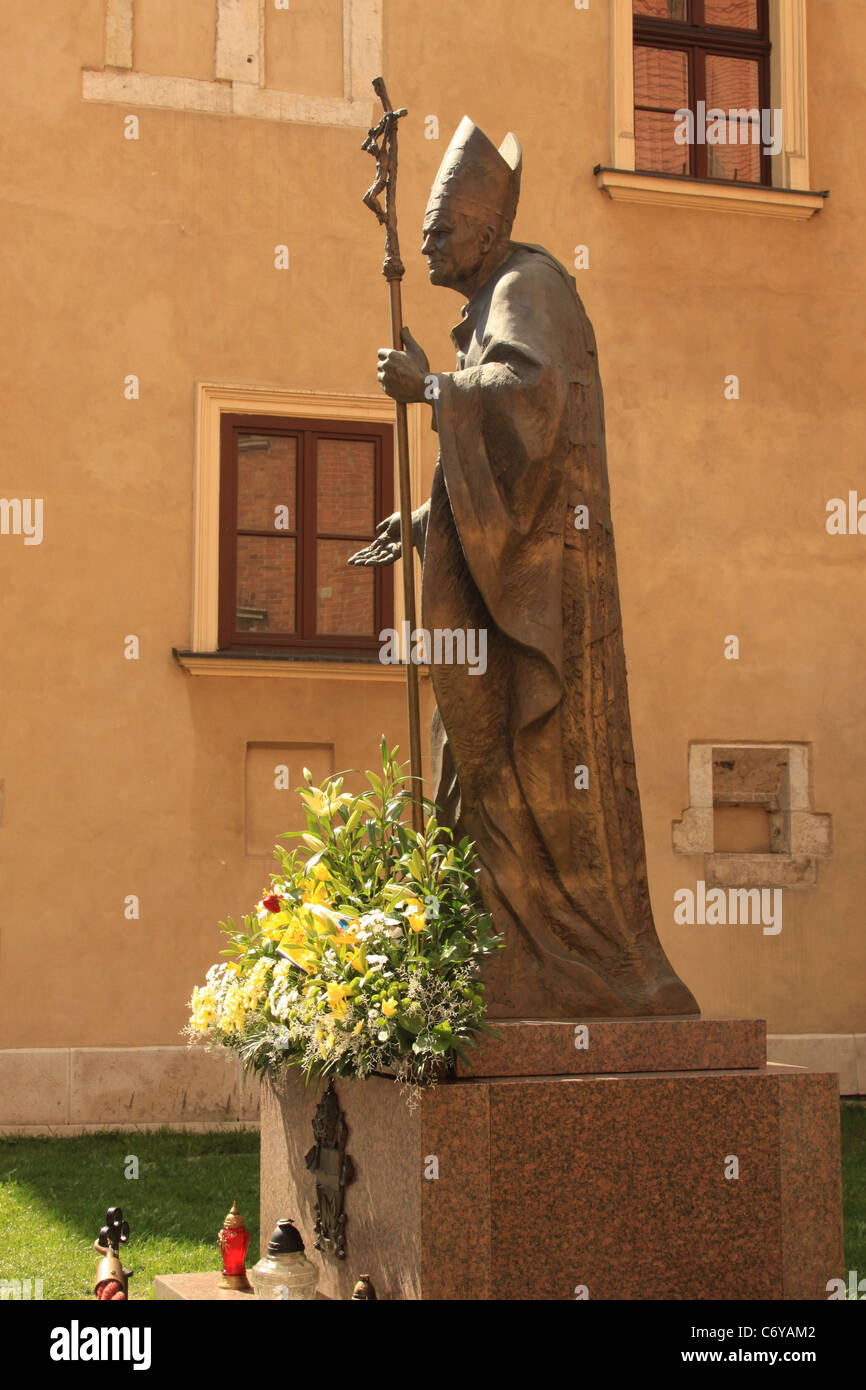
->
[188,740,502,1092]
[842,1101,866,1276]
[0,1128,259,1301]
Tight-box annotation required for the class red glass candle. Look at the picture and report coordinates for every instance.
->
[218,1201,252,1290]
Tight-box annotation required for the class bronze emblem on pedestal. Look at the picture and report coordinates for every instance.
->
[305,1080,355,1260]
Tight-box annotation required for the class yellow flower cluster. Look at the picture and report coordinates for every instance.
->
[262,909,293,943]
[241,958,272,1010]
[326,982,350,1019]
[219,981,247,1035]
[190,985,217,1033]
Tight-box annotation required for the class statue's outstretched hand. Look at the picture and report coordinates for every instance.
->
[348,512,402,567]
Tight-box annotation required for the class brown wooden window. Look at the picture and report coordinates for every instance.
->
[633,1,771,185]
[218,415,394,655]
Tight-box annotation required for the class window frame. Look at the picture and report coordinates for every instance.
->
[633,0,772,186]
[218,412,394,656]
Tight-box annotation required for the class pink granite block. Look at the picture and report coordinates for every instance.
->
[778,1070,845,1299]
[459,1017,766,1078]
[487,1070,780,1300]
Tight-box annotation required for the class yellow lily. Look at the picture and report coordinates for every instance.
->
[402,897,427,932]
[301,879,331,907]
[408,909,427,933]
[326,983,350,1019]
[277,920,307,949]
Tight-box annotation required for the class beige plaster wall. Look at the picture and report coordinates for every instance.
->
[0,3,862,1091]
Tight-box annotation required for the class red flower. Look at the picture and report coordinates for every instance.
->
[262,894,281,914]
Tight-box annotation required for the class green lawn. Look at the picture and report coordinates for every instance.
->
[0,1128,260,1300]
[841,1101,866,1275]
[1,1104,863,1300]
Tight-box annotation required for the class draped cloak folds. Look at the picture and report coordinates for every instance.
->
[423,242,698,1019]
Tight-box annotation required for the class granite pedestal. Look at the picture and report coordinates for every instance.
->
[260,1018,844,1300]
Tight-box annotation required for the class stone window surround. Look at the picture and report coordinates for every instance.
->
[173,384,427,680]
[84,0,382,129]
[598,0,827,218]
[672,740,831,888]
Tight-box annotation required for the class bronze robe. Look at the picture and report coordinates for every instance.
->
[423,242,698,1019]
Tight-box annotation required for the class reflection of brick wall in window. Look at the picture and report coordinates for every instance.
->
[633,4,759,34]
[634,2,688,20]
[237,536,295,633]
[705,2,758,27]
[705,55,761,183]
[236,433,297,634]
[317,546,373,635]
[317,438,375,636]
[237,436,296,531]
[318,439,374,532]
[634,47,689,175]
[635,48,687,111]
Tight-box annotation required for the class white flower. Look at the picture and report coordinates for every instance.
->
[268,990,289,1020]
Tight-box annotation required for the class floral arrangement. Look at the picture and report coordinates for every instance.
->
[187,741,502,1091]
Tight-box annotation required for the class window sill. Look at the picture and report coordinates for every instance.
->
[705,853,822,889]
[172,648,429,680]
[594,167,828,219]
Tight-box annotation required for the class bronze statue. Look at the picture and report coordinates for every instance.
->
[351,115,698,1020]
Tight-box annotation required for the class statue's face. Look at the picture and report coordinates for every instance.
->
[421,208,493,291]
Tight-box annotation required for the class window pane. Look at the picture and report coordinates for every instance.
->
[703,0,758,29]
[237,434,297,532]
[317,438,375,534]
[705,53,762,182]
[634,46,688,111]
[633,0,688,18]
[317,540,374,635]
[635,110,690,174]
[236,536,296,633]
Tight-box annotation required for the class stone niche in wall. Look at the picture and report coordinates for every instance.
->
[83,0,382,129]
[672,743,831,888]
[245,741,334,858]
